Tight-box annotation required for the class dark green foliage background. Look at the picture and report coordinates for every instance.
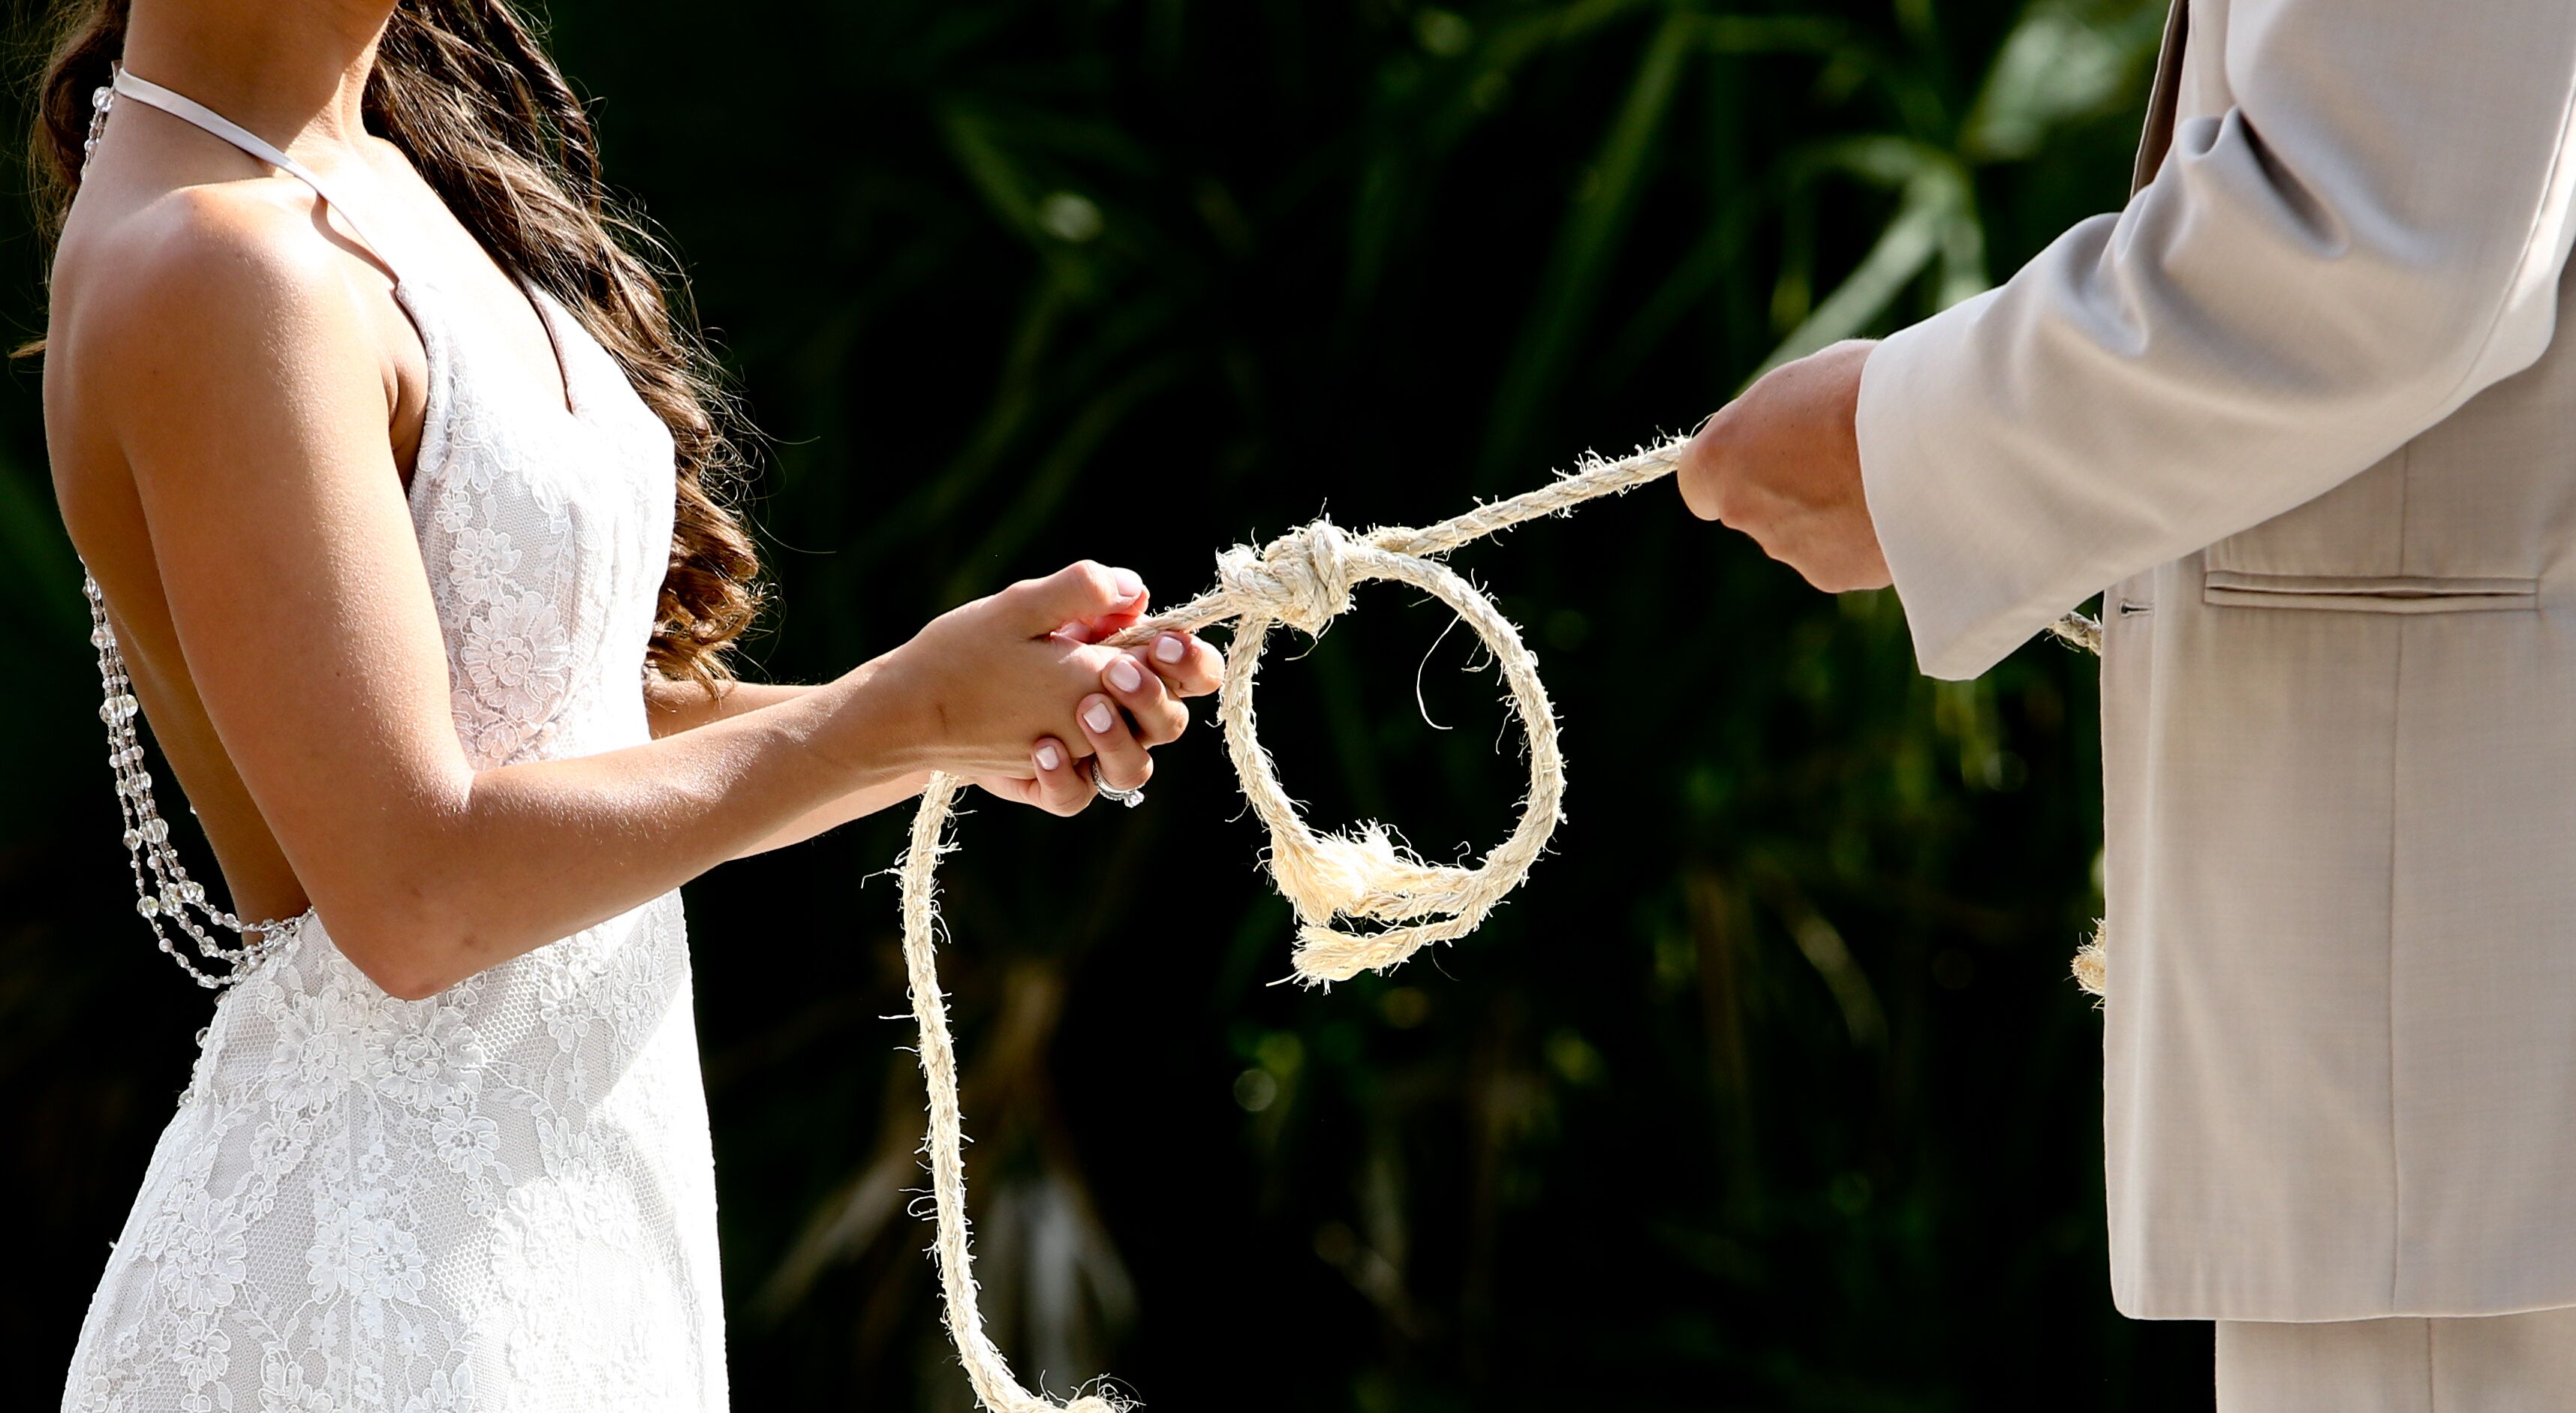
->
[1,0,2213,1405]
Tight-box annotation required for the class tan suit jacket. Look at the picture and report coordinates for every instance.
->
[1855,0,2576,1320]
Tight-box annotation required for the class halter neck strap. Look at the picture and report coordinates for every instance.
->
[110,68,410,286]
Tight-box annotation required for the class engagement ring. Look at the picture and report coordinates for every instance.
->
[1086,760,1146,808]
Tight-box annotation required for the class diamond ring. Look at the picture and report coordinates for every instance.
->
[1086,759,1146,808]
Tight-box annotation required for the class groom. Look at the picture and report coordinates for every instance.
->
[1680,0,2576,1406]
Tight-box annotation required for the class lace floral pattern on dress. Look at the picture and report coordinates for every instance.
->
[410,287,672,770]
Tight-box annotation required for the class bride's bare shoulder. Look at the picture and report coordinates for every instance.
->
[47,176,409,551]
[53,177,386,401]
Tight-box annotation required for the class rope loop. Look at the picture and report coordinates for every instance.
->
[1211,537,1564,985]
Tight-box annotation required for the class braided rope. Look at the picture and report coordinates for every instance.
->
[894,433,2098,1409]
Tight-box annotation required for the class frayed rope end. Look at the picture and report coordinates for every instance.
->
[2072,918,2108,1001]
[1287,916,1464,987]
[2047,611,2103,655]
[1269,822,1474,927]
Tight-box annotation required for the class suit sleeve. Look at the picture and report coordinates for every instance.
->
[1855,0,2576,680]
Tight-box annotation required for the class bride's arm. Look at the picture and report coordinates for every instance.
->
[70,191,1171,1000]
[643,679,931,857]
[642,622,1222,860]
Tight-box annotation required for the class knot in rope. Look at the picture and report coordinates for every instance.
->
[1215,517,1360,636]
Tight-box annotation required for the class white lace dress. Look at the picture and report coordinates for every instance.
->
[62,73,727,1413]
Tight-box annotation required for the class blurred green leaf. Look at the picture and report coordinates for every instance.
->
[1963,0,2169,162]
[1755,161,1964,377]
[1481,8,1699,480]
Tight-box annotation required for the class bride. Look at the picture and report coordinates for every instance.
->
[36,1,1223,1408]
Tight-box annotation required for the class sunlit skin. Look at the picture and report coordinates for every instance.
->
[44,0,1223,1001]
[1677,338,1894,594]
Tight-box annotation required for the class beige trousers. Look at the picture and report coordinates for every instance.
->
[2216,1308,2576,1411]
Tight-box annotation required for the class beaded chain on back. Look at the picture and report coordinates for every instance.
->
[889,436,2100,1410]
[84,576,304,988]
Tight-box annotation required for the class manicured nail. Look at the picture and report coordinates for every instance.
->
[1111,567,1144,600]
[1035,744,1062,771]
[1084,701,1116,734]
[1154,633,1185,664]
[1109,658,1143,692]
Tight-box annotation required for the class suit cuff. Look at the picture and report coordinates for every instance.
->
[1856,290,2066,681]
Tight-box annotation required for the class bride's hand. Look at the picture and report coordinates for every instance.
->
[871,561,1223,814]
[998,606,1224,816]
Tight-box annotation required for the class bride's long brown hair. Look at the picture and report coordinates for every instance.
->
[26,0,763,692]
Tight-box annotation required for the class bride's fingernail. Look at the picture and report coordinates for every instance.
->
[1111,568,1144,600]
[1154,633,1185,664]
[1084,701,1116,734]
[1109,658,1143,692]
[1036,744,1062,771]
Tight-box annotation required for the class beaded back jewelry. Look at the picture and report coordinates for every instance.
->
[85,577,300,989]
[78,80,299,989]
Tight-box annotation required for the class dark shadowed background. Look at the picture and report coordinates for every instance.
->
[2,0,2213,1406]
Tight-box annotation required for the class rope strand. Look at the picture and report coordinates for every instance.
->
[896,432,2100,1408]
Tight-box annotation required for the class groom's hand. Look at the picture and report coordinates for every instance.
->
[1677,339,1893,594]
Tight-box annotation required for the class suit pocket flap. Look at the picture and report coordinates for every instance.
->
[2201,570,2537,614]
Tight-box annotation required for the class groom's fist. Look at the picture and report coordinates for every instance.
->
[1678,339,1893,594]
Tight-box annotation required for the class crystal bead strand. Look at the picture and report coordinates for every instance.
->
[86,574,294,988]
[84,91,106,163]
[83,74,115,170]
